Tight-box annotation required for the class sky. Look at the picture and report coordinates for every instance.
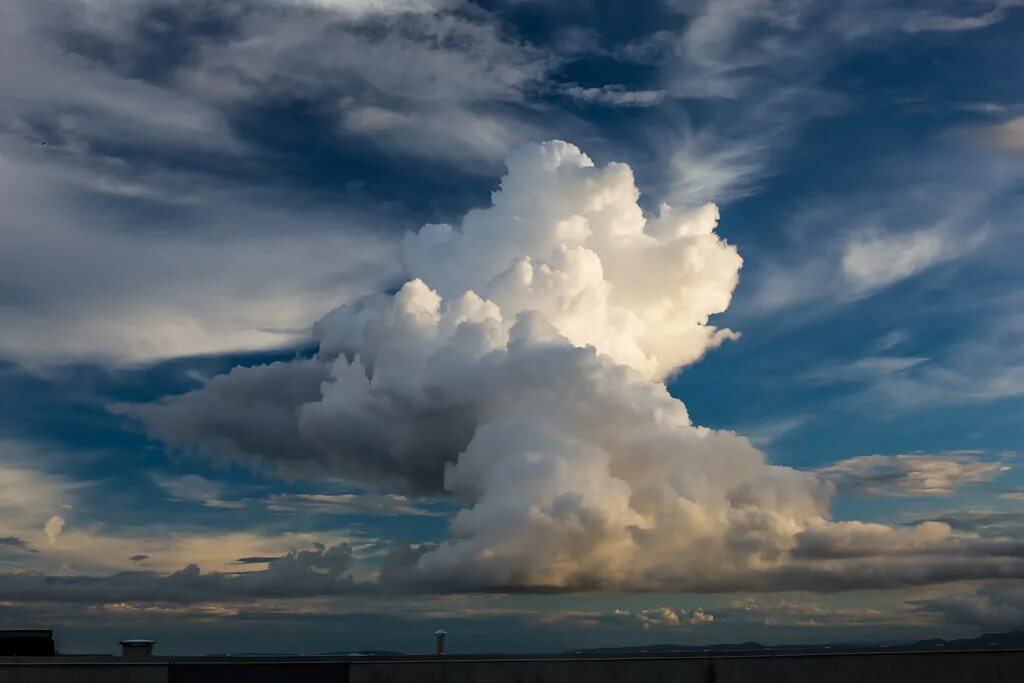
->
[1,0,1023,656]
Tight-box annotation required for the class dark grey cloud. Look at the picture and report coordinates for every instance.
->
[791,522,1024,562]
[931,510,1024,535]
[0,536,35,552]
[118,359,329,478]
[912,581,1024,629]
[741,557,1024,594]
[232,556,282,565]
[380,549,1024,594]
[10,546,1024,605]
[120,341,475,493]
[0,542,357,605]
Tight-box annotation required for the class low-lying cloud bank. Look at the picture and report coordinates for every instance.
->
[0,543,358,604]
[121,141,1024,595]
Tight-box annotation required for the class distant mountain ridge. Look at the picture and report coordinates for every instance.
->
[912,630,1024,649]
[573,630,1024,655]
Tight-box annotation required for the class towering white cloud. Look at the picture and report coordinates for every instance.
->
[398,141,741,380]
[44,515,65,545]
[130,141,1023,593]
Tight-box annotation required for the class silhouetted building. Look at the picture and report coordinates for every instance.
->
[0,630,56,656]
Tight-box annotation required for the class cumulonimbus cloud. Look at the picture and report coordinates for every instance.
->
[125,141,1024,594]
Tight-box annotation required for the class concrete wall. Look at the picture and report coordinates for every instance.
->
[3,650,1024,683]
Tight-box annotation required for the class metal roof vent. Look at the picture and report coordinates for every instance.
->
[120,639,156,659]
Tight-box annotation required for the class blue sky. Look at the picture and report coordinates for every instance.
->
[1,0,1023,655]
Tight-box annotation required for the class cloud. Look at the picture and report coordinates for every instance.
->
[152,474,226,505]
[912,581,1024,629]
[738,415,809,447]
[0,441,80,550]
[149,473,252,509]
[971,117,1024,152]
[264,493,448,517]
[819,454,1011,497]
[873,330,910,352]
[44,515,65,545]
[636,1,1017,317]
[278,0,455,16]
[0,142,396,365]
[840,226,972,293]
[721,596,896,627]
[623,606,715,629]
[750,220,988,314]
[628,0,931,205]
[129,141,746,490]
[117,359,330,477]
[792,521,961,560]
[398,143,741,380]
[38,526,370,577]
[1,1,242,155]
[0,536,34,552]
[901,0,1024,33]
[816,453,1011,497]
[743,162,1005,316]
[1,0,563,365]
[627,0,1020,210]
[128,141,1024,595]
[232,556,283,565]
[179,0,558,167]
[667,130,774,207]
[803,356,930,384]
[5,0,1017,368]
[149,487,450,516]
[148,469,448,515]
[929,509,1024,535]
[802,315,1024,410]
[561,85,666,107]
[0,542,359,605]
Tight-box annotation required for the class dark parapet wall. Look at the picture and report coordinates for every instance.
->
[169,662,347,683]
[348,658,711,683]
[3,650,1024,682]
[345,651,1024,683]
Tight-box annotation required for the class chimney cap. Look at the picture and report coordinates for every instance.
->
[435,629,447,636]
